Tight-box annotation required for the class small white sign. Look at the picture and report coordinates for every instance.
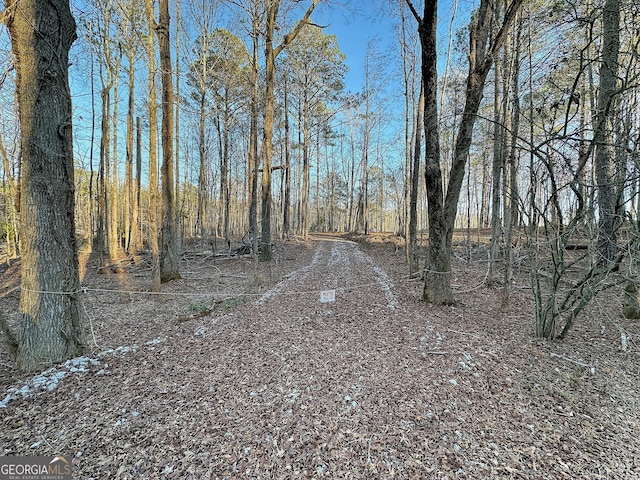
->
[320,290,336,303]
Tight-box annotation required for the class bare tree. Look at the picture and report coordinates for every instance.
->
[283,24,346,239]
[144,0,161,291]
[90,0,121,265]
[260,0,320,261]
[502,19,523,309]
[4,0,85,370]
[405,0,524,305]
[409,83,424,277]
[186,0,218,243]
[207,29,251,243]
[522,0,640,339]
[228,0,264,253]
[155,0,181,282]
[595,0,621,265]
[398,0,420,267]
[119,1,144,253]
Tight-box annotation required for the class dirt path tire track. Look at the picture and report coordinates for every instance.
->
[256,236,397,310]
[5,237,635,477]
[181,236,451,477]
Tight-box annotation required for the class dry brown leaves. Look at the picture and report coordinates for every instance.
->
[1,234,639,479]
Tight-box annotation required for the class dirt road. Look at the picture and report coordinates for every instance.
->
[1,236,639,478]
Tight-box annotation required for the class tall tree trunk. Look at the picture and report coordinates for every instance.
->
[261,0,320,261]
[221,103,231,242]
[97,86,110,267]
[361,53,372,235]
[157,0,180,282]
[248,14,260,253]
[301,93,310,238]
[145,0,161,292]
[6,0,85,370]
[259,1,284,258]
[133,116,142,253]
[175,0,182,253]
[417,0,450,304]
[110,62,122,260]
[261,5,277,260]
[488,10,505,285]
[409,82,424,277]
[197,92,207,240]
[502,20,522,309]
[283,74,292,239]
[595,0,621,265]
[329,158,336,231]
[348,128,356,231]
[125,51,136,253]
[88,47,97,254]
[215,114,224,237]
[316,132,322,231]
[95,1,116,265]
[400,2,414,263]
[406,0,524,305]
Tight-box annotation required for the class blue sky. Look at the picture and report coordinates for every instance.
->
[315,1,473,93]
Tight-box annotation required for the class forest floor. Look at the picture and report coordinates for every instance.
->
[1,233,639,479]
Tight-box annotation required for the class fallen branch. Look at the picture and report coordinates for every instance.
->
[96,257,136,273]
[174,308,214,323]
[550,352,595,374]
[174,299,226,323]
[447,328,482,339]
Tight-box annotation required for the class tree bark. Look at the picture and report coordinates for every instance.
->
[502,20,522,309]
[133,116,142,253]
[261,2,278,260]
[400,3,413,264]
[110,59,122,260]
[260,0,320,261]
[156,0,180,282]
[125,48,136,252]
[488,10,505,285]
[283,73,292,239]
[6,0,85,370]
[248,11,260,253]
[97,86,109,267]
[301,91,311,238]
[197,91,207,240]
[145,0,161,292]
[595,0,621,265]
[406,0,524,305]
[413,0,451,304]
[409,82,424,278]
[221,99,231,242]
[174,0,182,254]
